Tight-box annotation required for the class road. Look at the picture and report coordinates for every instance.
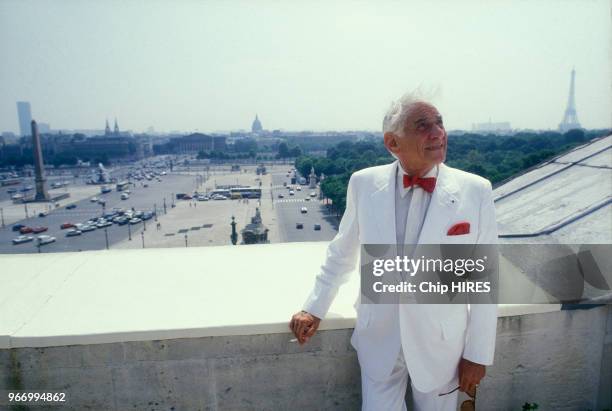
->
[269,170,338,243]
[0,173,198,254]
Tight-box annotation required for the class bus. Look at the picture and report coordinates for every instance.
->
[116,181,130,191]
[229,187,262,199]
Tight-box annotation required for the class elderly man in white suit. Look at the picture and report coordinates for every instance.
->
[290,94,498,411]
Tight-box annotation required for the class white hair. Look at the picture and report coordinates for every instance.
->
[382,87,441,135]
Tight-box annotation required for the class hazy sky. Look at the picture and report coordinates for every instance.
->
[0,0,610,133]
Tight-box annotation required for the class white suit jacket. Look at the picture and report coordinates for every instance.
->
[303,161,498,393]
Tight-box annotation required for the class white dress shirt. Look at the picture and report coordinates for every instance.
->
[395,163,438,245]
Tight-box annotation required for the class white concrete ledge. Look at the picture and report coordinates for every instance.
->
[0,243,561,349]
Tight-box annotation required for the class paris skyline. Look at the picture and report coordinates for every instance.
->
[0,0,610,134]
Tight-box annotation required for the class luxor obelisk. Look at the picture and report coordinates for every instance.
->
[31,119,50,201]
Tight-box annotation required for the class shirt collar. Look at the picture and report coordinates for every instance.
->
[396,162,439,198]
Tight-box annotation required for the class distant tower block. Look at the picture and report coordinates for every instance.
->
[114,118,120,136]
[559,68,582,132]
[31,120,50,201]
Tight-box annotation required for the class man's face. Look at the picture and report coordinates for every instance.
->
[385,102,447,174]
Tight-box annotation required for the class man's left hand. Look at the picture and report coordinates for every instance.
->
[458,358,486,393]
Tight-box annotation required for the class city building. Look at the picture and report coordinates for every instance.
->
[472,120,512,134]
[16,101,32,137]
[251,114,263,133]
[164,133,227,154]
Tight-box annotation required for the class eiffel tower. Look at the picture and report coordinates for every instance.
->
[558,68,582,132]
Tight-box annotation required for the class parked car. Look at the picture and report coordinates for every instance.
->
[66,229,82,237]
[129,217,142,225]
[38,211,48,217]
[19,226,33,234]
[81,224,96,232]
[60,222,75,229]
[90,197,99,202]
[32,226,48,234]
[36,235,56,245]
[314,224,321,231]
[66,204,77,209]
[96,220,112,228]
[12,235,34,245]
[116,217,130,226]
[296,223,303,229]
[12,224,25,232]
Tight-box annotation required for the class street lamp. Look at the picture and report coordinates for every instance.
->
[104,228,109,250]
[141,231,145,248]
[128,223,132,241]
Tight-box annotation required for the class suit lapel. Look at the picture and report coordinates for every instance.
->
[417,163,460,244]
[368,161,397,244]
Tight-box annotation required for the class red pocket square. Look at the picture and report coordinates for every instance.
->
[447,221,470,236]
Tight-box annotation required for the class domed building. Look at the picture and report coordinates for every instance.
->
[251,114,263,133]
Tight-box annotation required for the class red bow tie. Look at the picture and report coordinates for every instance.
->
[403,174,436,193]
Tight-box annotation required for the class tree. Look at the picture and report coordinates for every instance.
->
[289,145,302,158]
[277,142,290,158]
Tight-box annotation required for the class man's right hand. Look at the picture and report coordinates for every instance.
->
[289,311,321,345]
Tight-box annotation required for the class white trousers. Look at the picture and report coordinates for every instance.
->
[361,348,458,411]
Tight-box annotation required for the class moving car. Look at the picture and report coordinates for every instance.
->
[296,223,303,229]
[289,190,294,196]
[32,226,48,234]
[66,204,77,209]
[12,235,34,245]
[81,224,96,232]
[296,186,301,191]
[61,222,75,229]
[278,194,284,199]
[37,235,56,245]
[300,207,308,214]
[121,193,129,200]
[66,229,82,237]
[38,211,48,217]
[310,192,317,197]
[90,197,99,202]
[314,224,321,231]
